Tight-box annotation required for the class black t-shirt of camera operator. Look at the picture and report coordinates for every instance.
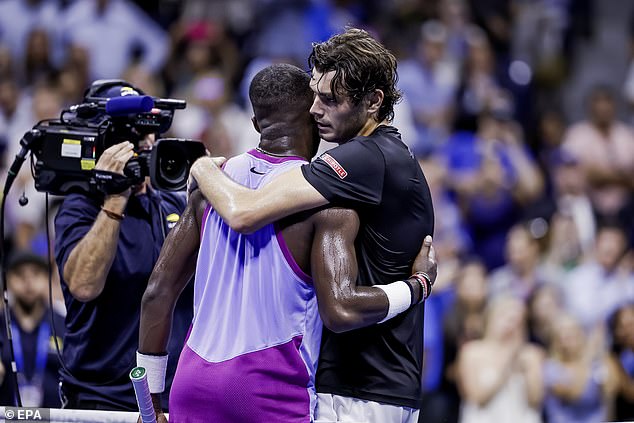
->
[301,125,435,409]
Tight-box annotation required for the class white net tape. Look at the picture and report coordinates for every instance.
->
[0,406,168,422]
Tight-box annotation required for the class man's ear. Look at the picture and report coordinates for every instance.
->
[251,116,261,134]
[366,89,384,119]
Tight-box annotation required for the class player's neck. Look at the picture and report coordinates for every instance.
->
[357,118,387,137]
[258,138,310,161]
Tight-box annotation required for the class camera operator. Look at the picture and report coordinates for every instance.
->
[53,84,193,411]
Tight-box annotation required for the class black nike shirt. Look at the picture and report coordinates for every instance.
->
[301,125,434,408]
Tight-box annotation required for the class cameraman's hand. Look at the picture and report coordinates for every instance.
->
[96,142,135,207]
[96,141,135,175]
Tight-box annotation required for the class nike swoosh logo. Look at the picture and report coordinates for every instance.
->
[250,166,266,175]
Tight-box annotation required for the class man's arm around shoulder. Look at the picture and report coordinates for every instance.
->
[191,158,327,233]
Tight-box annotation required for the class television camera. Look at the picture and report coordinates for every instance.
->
[7,80,206,197]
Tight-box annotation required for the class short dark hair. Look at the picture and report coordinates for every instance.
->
[308,28,402,122]
[249,63,313,119]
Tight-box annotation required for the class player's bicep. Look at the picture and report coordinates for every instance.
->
[151,199,200,295]
[310,208,360,308]
[190,189,209,229]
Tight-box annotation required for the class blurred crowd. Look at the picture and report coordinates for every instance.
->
[0,0,634,421]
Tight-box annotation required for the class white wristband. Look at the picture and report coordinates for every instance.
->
[136,351,168,394]
[374,281,412,323]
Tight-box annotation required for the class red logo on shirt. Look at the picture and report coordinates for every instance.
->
[321,153,348,179]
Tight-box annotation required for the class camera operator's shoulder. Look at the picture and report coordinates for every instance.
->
[157,190,187,214]
[59,192,101,212]
[55,193,102,230]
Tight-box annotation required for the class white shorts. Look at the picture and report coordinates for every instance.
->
[314,393,420,423]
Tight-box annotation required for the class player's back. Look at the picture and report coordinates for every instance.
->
[168,149,320,423]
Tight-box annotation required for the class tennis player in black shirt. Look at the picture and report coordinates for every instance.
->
[191,28,434,422]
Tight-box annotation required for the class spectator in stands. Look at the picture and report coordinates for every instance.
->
[60,0,169,81]
[0,0,62,73]
[165,21,256,158]
[457,295,544,423]
[489,222,550,301]
[399,20,460,151]
[446,94,543,269]
[546,149,596,256]
[57,65,87,107]
[0,43,12,82]
[561,85,634,235]
[527,284,564,348]
[5,82,62,251]
[454,27,505,132]
[563,222,634,330]
[0,79,33,168]
[543,313,620,423]
[541,212,585,275]
[438,0,477,64]
[0,251,65,407]
[23,28,54,87]
[439,259,489,423]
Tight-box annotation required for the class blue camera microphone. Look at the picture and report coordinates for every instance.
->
[106,95,154,116]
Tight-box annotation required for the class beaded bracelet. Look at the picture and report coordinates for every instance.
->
[410,271,433,302]
[101,206,125,221]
